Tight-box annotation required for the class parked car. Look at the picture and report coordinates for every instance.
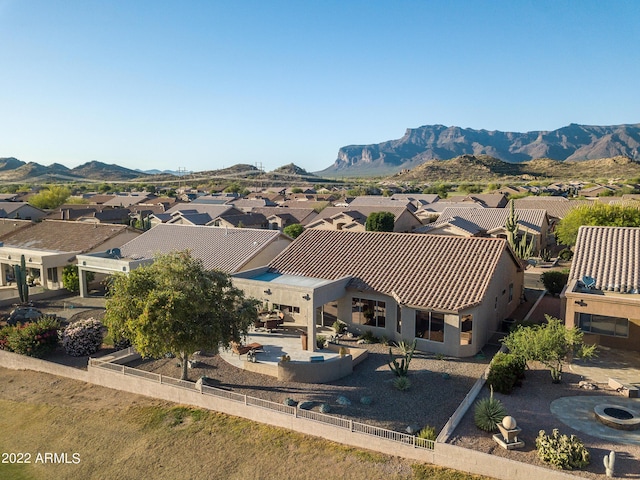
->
[7,306,43,326]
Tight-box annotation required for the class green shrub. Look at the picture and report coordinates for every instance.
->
[540,270,569,295]
[474,388,506,432]
[417,425,437,441]
[4,316,60,357]
[393,376,411,391]
[332,320,347,334]
[558,248,573,261]
[316,335,326,349]
[359,330,378,344]
[536,429,590,470]
[487,352,526,394]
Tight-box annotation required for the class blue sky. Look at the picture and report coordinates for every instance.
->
[1,1,639,174]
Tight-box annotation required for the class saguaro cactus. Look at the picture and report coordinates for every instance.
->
[603,450,615,477]
[13,254,29,304]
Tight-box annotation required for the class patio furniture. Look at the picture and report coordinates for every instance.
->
[231,341,263,358]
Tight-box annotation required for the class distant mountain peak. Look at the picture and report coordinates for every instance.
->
[319,123,640,176]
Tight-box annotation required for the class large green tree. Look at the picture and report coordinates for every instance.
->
[365,211,395,232]
[556,203,640,246]
[502,315,596,383]
[283,223,304,238]
[104,251,258,380]
[28,185,71,209]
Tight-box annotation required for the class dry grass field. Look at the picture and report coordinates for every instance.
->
[0,368,490,480]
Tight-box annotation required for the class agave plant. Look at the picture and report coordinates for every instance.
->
[474,387,506,432]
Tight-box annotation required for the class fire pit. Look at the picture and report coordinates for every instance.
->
[594,404,640,431]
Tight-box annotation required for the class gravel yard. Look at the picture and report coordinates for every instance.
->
[129,342,497,433]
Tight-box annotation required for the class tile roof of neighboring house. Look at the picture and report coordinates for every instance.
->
[102,194,154,207]
[226,198,278,210]
[425,217,487,236]
[84,194,116,204]
[119,224,285,273]
[307,205,413,224]
[77,208,131,223]
[570,226,640,293]
[168,212,214,225]
[1,220,132,253]
[417,202,484,214]
[443,194,508,208]
[418,208,547,234]
[513,198,591,219]
[165,204,240,217]
[348,196,416,211]
[0,219,33,238]
[213,212,268,228]
[268,230,517,312]
[390,193,440,204]
[252,207,318,224]
[0,202,44,217]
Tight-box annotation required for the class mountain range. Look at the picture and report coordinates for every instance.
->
[0,158,147,182]
[319,123,640,176]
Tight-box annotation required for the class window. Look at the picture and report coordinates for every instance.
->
[47,267,58,283]
[352,297,386,328]
[272,304,299,315]
[460,315,472,345]
[396,304,402,334]
[578,313,629,338]
[508,283,514,303]
[415,310,445,342]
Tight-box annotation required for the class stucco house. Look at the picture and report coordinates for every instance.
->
[0,220,139,290]
[305,205,422,233]
[562,226,640,351]
[232,230,524,356]
[75,224,292,297]
[417,207,550,252]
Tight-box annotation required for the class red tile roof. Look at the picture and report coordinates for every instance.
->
[268,230,517,312]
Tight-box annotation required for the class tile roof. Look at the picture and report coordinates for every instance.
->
[569,226,640,293]
[267,230,516,312]
[443,194,508,208]
[165,204,240,217]
[348,196,415,210]
[1,220,132,253]
[119,224,286,273]
[252,207,317,224]
[419,208,547,234]
[308,205,412,224]
[513,197,591,219]
[426,217,487,236]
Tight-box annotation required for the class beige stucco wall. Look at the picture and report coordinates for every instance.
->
[564,282,640,351]
[393,210,422,233]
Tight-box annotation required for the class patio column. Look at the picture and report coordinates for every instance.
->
[78,268,89,298]
[303,292,315,352]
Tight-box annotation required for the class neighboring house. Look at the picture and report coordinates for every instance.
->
[562,226,640,352]
[305,206,422,232]
[101,194,156,208]
[226,198,278,212]
[578,184,619,198]
[0,202,46,221]
[417,207,550,252]
[76,224,292,297]
[251,207,318,230]
[443,194,509,208]
[210,212,269,229]
[233,230,524,356]
[347,196,418,212]
[513,197,592,231]
[157,205,244,226]
[0,220,139,290]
